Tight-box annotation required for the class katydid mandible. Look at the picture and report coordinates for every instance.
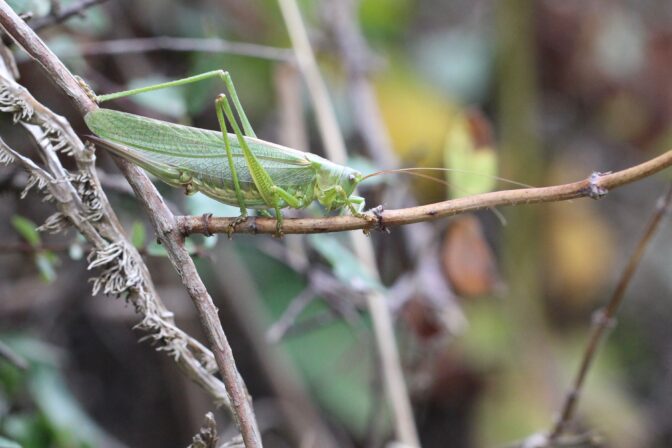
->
[82,70,368,236]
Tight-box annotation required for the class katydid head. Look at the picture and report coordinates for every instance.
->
[314,162,363,211]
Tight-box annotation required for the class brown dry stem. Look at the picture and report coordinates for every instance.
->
[177,151,672,236]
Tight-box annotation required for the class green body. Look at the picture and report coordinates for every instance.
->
[82,70,365,234]
[85,108,362,211]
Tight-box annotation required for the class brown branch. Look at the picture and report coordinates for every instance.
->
[0,3,262,447]
[31,0,109,31]
[64,36,294,62]
[178,150,672,236]
[546,181,672,443]
[277,0,421,445]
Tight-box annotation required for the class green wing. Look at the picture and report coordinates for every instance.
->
[85,108,317,191]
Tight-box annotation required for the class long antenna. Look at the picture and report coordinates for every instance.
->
[361,167,535,189]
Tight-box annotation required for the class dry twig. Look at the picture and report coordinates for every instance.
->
[31,0,109,31]
[61,36,294,62]
[546,182,672,443]
[277,0,421,445]
[177,151,672,236]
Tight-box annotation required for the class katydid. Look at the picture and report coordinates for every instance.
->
[83,70,367,236]
[82,70,529,236]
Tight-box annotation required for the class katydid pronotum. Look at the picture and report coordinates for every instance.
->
[83,70,527,236]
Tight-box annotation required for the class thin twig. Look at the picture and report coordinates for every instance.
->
[177,150,672,235]
[0,3,262,447]
[58,37,294,62]
[31,0,109,31]
[326,0,396,169]
[546,182,672,443]
[277,0,421,445]
[266,285,315,343]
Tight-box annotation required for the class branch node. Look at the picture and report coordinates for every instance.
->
[587,171,611,199]
[202,212,213,237]
[591,308,617,329]
[371,204,389,234]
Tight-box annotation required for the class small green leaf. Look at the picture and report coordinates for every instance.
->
[146,241,168,257]
[28,365,108,447]
[35,252,58,283]
[444,112,497,198]
[68,242,83,260]
[7,0,50,16]
[130,221,146,249]
[309,234,384,292]
[11,215,40,247]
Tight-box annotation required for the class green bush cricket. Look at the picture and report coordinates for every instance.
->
[82,70,528,236]
[83,70,368,236]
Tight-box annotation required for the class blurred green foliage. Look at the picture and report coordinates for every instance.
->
[0,337,111,448]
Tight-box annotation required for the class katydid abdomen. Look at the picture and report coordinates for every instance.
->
[85,108,326,209]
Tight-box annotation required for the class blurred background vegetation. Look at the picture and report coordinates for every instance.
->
[1,0,671,447]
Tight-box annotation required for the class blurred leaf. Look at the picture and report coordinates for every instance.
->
[147,238,198,257]
[545,200,614,310]
[444,109,497,198]
[0,435,21,448]
[376,67,458,168]
[11,215,40,247]
[60,0,109,34]
[126,76,187,119]
[0,336,112,447]
[2,413,50,448]
[201,234,218,250]
[309,234,383,292]
[414,30,492,103]
[185,193,240,217]
[68,243,83,261]
[47,35,88,75]
[593,6,645,80]
[0,355,24,396]
[130,221,146,249]
[28,365,105,447]
[146,241,167,257]
[441,215,500,298]
[6,0,49,15]
[12,216,59,283]
[1,336,61,367]
[360,0,412,42]
[34,252,57,283]
[185,54,272,123]
[235,244,387,437]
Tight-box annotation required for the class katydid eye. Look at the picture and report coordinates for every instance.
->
[348,174,356,182]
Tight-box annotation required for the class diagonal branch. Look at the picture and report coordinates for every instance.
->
[546,182,672,443]
[31,0,110,31]
[65,37,294,62]
[0,2,262,447]
[277,0,421,445]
